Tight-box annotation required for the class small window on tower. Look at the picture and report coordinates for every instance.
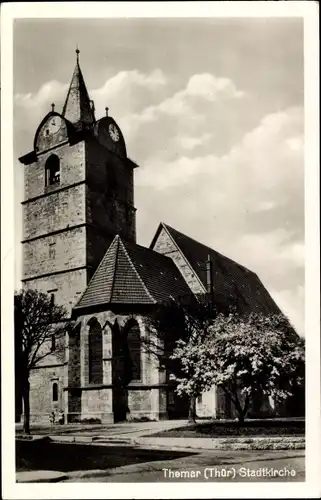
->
[49,293,55,324]
[45,154,60,186]
[49,242,56,259]
[52,382,58,402]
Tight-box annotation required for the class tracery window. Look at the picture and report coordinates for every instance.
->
[126,320,141,381]
[88,318,103,384]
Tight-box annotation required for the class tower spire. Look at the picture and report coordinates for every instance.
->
[62,48,95,127]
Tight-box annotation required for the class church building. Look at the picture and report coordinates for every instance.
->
[19,51,286,423]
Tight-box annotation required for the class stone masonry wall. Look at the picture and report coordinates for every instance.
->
[24,269,87,314]
[152,227,206,295]
[21,133,139,424]
[23,183,86,240]
[85,138,136,243]
[28,364,65,423]
[22,139,88,314]
[67,311,164,422]
[86,226,114,278]
[196,387,217,418]
[23,226,86,278]
[24,141,86,201]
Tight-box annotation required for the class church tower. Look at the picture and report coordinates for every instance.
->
[19,50,138,314]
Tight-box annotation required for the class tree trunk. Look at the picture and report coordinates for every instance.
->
[22,379,30,434]
[237,412,245,425]
[236,395,250,426]
[188,396,196,423]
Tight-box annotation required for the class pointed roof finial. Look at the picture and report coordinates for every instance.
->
[62,46,95,125]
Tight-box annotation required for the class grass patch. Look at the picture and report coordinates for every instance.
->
[150,419,305,439]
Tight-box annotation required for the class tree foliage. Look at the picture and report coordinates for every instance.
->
[14,288,67,433]
[144,295,228,421]
[171,311,305,423]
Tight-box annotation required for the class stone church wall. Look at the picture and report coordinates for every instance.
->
[196,387,217,418]
[23,226,87,278]
[64,311,167,423]
[85,138,136,244]
[23,183,86,240]
[153,227,205,295]
[86,227,114,280]
[28,363,65,423]
[23,269,87,315]
[22,138,90,313]
[24,141,86,201]
[81,389,113,423]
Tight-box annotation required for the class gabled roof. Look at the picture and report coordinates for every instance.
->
[62,51,95,127]
[151,223,282,316]
[73,235,191,312]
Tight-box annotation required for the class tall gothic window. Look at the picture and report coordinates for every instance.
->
[88,318,103,384]
[45,154,60,186]
[126,320,141,381]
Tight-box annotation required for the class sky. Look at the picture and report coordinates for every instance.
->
[13,17,304,335]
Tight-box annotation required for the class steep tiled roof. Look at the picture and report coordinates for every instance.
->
[62,52,95,126]
[151,223,281,316]
[73,235,191,311]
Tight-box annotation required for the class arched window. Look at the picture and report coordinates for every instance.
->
[88,318,103,384]
[52,382,58,402]
[126,320,141,381]
[45,155,60,186]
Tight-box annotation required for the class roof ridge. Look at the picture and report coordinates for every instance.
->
[162,222,251,273]
[62,56,94,125]
[163,222,213,253]
[116,238,156,304]
[123,236,179,265]
[107,235,120,303]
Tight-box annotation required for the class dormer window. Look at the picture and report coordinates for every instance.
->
[45,154,60,186]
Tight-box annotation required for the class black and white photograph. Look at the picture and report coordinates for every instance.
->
[1,2,320,498]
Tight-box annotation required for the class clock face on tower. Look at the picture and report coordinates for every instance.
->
[43,116,62,136]
[93,116,126,157]
[109,124,120,142]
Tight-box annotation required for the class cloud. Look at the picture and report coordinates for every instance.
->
[14,68,304,334]
[134,106,304,333]
[185,73,244,100]
[118,72,249,164]
[91,69,168,118]
[14,80,68,111]
[14,69,169,155]
[179,133,212,151]
[14,80,69,150]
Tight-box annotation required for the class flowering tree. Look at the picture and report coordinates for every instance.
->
[171,312,305,424]
[145,295,228,422]
[14,289,67,433]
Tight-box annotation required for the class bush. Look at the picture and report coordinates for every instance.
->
[72,417,102,424]
[127,415,156,422]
